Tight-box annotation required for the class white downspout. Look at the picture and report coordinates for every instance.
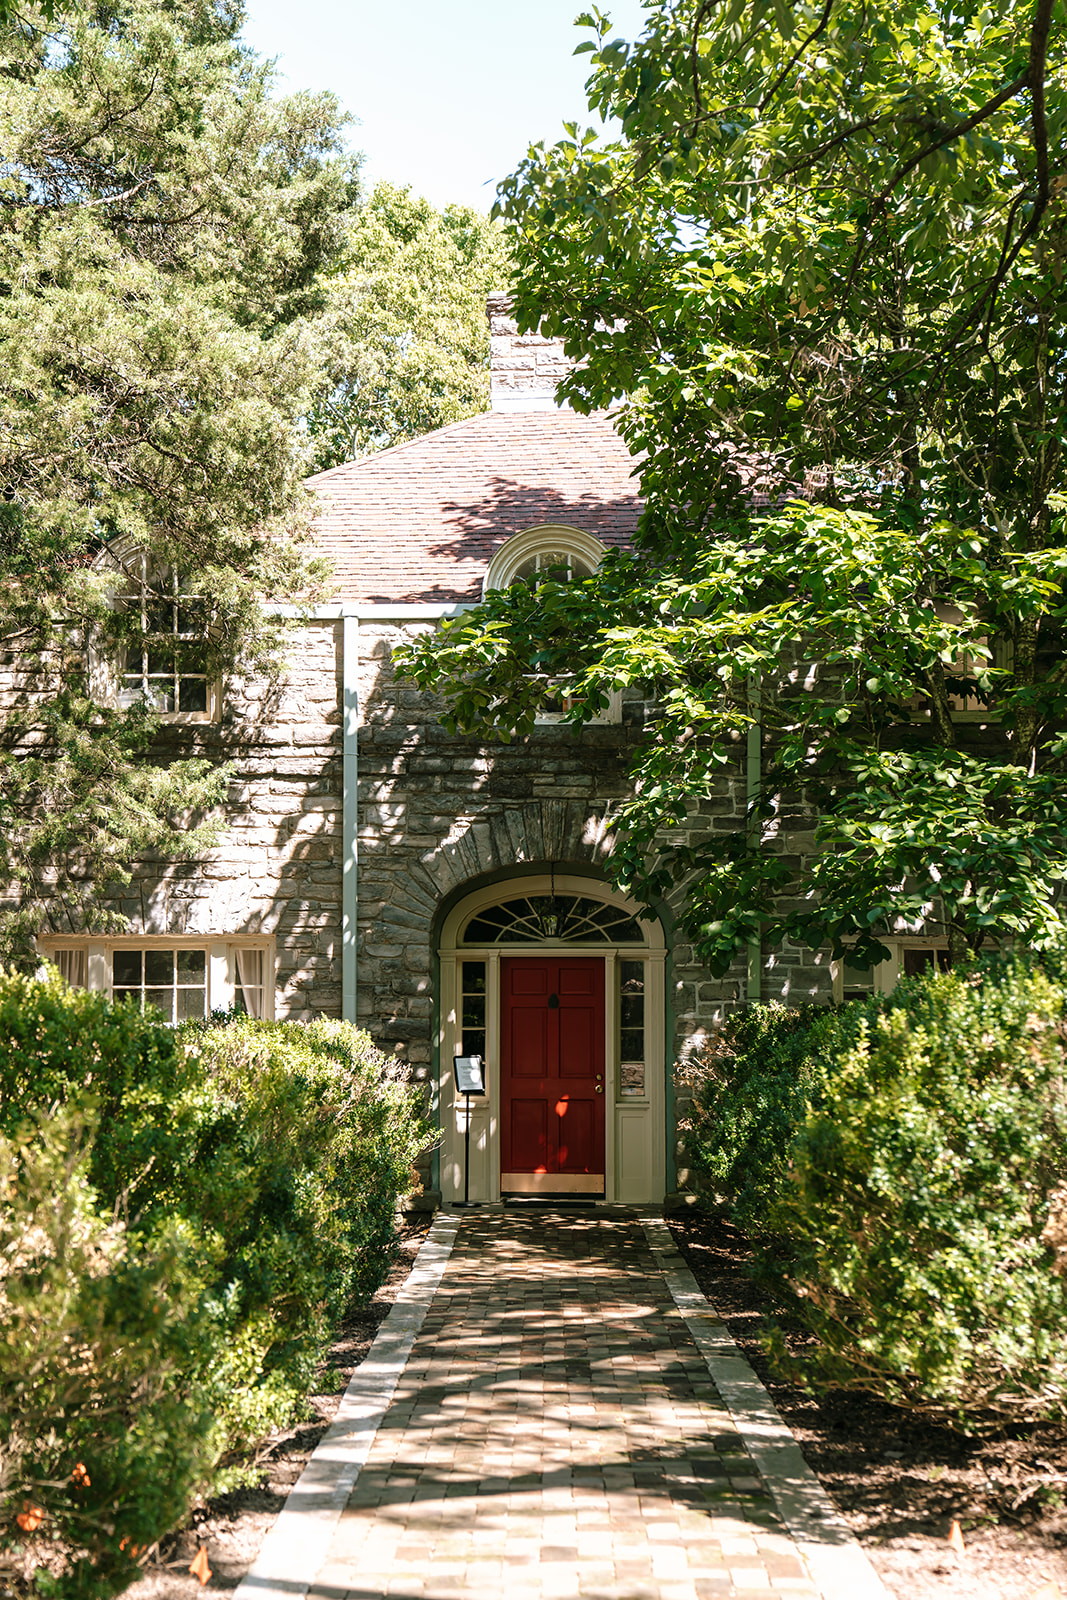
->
[342,613,359,1023]
[746,673,761,1005]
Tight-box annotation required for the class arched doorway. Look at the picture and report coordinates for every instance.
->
[437,873,667,1204]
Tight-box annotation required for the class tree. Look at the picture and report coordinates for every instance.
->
[306,183,512,470]
[0,0,357,953]
[398,0,1067,974]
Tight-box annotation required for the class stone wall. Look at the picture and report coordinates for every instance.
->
[8,610,832,1184]
[19,620,347,1021]
[7,611,832,1032]
[353,623,831,1067]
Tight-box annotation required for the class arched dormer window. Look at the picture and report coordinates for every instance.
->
[483,525,620,726]
[483,524,607,596]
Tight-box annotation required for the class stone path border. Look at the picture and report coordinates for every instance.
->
[234,1208,890,1600]
[232,1212,461,1600]
[641,1215,891,1600]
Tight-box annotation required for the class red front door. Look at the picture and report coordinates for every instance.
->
[500,957,605,1193]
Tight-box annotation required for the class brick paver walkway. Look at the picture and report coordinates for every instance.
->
[308,1209,819,1600]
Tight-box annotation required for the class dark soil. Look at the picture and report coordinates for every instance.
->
[121,1219,431,1600]
[670,1205,1067,1600]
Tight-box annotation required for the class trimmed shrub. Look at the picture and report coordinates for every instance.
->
[680,1000,852,1230]
[683,959,1067,1424]
[0,969,435,1600]
[179,1015,435,1446]
[0,1107,216,1600]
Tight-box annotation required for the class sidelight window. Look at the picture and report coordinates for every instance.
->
[461,961,487,1059]
[619,960,646,1098]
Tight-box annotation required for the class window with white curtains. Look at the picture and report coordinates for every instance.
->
[52,949,87,988]
[35,939,274,1020]
[234,948,266,1018]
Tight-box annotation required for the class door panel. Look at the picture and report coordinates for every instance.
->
[509,1005,549,1076]
[559,1006,595,1076]
[557,1098,595,1172]
[501,956,604,1188]
[510,1098,549,1170]
[512,966,549,994]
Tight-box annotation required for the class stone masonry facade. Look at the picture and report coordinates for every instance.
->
[11,297,840,1204]
[13,612,832,1122]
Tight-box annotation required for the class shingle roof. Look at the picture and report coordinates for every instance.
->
[306,409,643,603]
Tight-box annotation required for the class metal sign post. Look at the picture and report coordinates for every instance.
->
[452,1054,486,1207]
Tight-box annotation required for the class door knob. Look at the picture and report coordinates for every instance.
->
[595,1085,604,1094]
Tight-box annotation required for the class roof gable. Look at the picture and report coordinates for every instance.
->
[307,409,643,603]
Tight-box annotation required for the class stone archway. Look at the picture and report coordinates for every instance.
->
[361,801,619,1064]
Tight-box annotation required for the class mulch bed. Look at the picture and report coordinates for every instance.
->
[669,1205,1067,1600]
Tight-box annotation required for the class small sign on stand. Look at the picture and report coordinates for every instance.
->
[452,1054,486,1207]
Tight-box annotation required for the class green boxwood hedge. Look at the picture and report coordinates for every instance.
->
[682,958,1067,1425]
[0,970,435,1600]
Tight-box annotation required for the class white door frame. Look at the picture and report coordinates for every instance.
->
[437,874,666,1205]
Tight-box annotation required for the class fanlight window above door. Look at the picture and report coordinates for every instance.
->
[461,894,644,945]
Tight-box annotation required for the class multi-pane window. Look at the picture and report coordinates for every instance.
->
[835,942,953,1002]
[840,959,877,1004]
[512,549,594,586]
[512,550,593,717]
[461,961,486,1060]
[112,948,208,1023]
[118,556,212,717]
[485,532,619,725]
[462,895,643,946]
[515,553,590,715]
[38,939,274,1020]
[903,948,952,979]
[619,960,646,1098]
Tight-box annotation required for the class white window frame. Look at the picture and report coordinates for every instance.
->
[831,937,953,1003]
[36,936,275,1021]
[483,524,608,595]
[90,547,221,725]
[483,524,622,726]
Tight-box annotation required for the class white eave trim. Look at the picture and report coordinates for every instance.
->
[266,602,479,619]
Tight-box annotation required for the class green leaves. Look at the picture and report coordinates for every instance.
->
[420,0,1067,975]
[0,0,357,951]
[306,183,512,470]
[0,977,434,1600]
[686,957,1067,1422]
[400,485,1067,971]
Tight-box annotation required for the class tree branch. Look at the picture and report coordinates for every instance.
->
[690,0,722,137]
[1028,0,1053,221]
[842,67,1032,300]
[758,0,836,114]
[852,0,1055,316]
